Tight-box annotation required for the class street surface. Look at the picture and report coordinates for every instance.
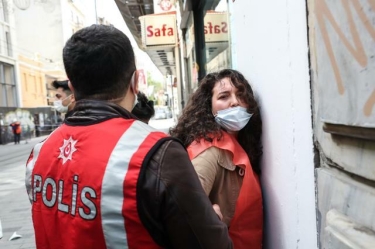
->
[149,117,175,134]
[0,136,48,249]
[0,117,175,248]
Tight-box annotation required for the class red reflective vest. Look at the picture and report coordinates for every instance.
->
[187,131,263,249]
[26,118,166,249]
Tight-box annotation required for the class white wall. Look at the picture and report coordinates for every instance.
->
[229,1,318,248]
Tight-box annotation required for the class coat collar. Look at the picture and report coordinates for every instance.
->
[65,99,137,126]
[188,131,250,170]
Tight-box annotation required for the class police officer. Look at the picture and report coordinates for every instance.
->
[26,25,233,249]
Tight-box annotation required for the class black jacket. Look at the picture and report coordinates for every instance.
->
[65,100,233,249]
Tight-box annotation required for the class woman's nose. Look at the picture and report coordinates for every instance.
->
[231,96,239,107]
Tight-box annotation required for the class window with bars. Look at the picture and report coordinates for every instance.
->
[0,0,8,23]
[0,62,17,107]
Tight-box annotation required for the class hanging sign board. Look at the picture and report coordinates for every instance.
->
[204,12,229,43]
[140,14,177,46]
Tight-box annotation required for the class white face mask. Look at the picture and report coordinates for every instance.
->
[54,95,72,113]
[214,106,253,132]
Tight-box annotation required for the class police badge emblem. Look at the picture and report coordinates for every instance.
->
[58,136,78,164]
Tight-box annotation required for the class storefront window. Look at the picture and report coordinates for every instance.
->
[182,0,232,98]
[205,0,231,73]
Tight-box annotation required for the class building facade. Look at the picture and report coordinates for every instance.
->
[13,0,88,107]
[18,55,47,107]
[0,0,18,107]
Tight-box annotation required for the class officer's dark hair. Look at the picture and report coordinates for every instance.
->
[131,92,155,124]
[63,24,136,101]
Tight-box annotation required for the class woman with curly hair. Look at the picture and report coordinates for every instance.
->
[170,69,263,249]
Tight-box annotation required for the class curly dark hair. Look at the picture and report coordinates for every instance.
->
[170,69,263,175]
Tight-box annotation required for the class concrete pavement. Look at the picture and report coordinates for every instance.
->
[0,136,48,249]
[148,117,175,134]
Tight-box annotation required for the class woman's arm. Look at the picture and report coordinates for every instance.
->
[191,147,220,195]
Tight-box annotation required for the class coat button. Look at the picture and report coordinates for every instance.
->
[238,168,245,176]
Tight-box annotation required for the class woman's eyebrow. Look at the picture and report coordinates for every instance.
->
[217,90,231,96]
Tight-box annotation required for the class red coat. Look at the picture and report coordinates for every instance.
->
[10,122,21,134]
[26,118,165,249]
[188,131,263,249]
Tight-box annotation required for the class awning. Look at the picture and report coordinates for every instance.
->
[115,0,177,77]
[114,0,155,49]
[144,45,176,76]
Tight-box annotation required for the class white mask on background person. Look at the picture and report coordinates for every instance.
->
[53,95,72,113]
[214,106,253,132]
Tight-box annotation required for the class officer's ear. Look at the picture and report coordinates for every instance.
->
[68,81,74,92]
[131,71,139,95]
[68,81,76,102]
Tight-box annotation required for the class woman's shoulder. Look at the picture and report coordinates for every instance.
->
[198,146,223,158]
[195,147,235,170]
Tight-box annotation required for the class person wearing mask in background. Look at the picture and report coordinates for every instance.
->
[52,79,75,119]
[10,119,22,144]
[170,69,263,249]
[131,91,155,124]
[25,25,232,249]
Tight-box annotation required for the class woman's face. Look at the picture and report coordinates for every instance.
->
[211,77,248,115]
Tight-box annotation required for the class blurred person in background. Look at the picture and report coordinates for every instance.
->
[52,79,75,119]
[131,91,155,124]
[24,123,32,144]
[10,119,22,144]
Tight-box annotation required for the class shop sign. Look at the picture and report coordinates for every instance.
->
[140,14,177,46]
[204,12,229,42]
[153,0,176,14]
